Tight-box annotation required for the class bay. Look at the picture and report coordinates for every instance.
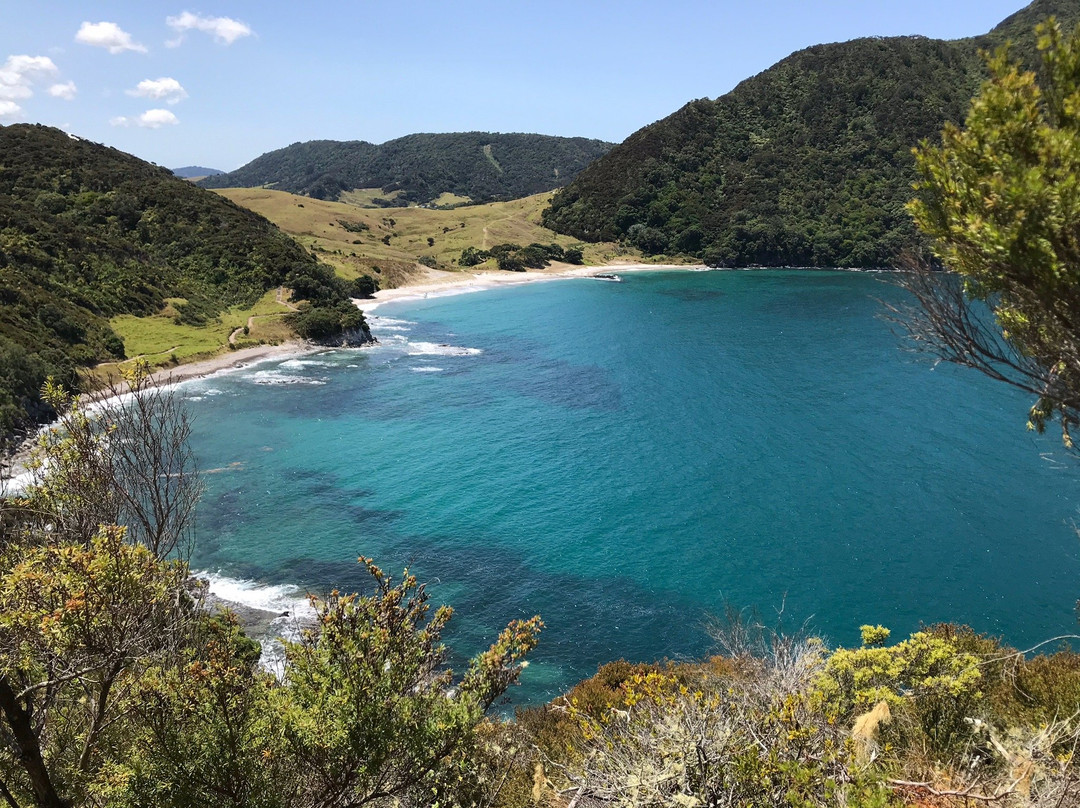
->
[184,269,1080,705]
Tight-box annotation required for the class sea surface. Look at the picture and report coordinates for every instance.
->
[183,269,1080,705]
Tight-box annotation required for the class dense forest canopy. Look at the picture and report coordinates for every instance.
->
[0,124,356,436]
[198,132,614,205]
[542,0,1080,268]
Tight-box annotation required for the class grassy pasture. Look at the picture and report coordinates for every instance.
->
[214,188,629,283]
[94,288,296,380]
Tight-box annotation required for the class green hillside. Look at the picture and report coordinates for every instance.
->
[198,132,614,205]
[0,124,362,436]
[542,0,1080,268]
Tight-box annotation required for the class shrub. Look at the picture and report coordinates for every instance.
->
[288,305,343,340]
[349,275,378,299]
[460,246,489,267]
[816,627,982,755]
[337,218,369,233]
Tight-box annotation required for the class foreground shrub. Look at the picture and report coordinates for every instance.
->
[816,626,983,757]
[558,638,890,807]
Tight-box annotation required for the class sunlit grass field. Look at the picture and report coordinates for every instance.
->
[214,187,628,283]
[90,288,296,381]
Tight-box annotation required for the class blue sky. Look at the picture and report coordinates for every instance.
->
[2,1,1034,170]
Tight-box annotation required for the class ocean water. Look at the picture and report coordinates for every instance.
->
[183,270,1080,705]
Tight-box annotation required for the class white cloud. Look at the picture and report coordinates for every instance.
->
[166,11,252,46]
[48,81,77,100]
[111,108,179,128]
[127,77,187,104]
[75,21,148,54]
[0,55,60,117]
[139,108,178,127]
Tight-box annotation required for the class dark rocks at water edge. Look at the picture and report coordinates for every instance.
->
[316,324,377,348]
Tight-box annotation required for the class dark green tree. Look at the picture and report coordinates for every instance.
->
[898,19,1080,446]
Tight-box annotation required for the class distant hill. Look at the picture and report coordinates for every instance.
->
[542,0,1080,267]
[172,166,224,178]
[199,132,614,205]
[0,124,358,435]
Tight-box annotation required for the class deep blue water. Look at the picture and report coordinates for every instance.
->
[184,270,1080,705]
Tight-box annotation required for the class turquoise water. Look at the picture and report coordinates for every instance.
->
[185,270,1080,705]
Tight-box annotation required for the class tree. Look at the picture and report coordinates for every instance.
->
[19,362,202,559]
[897,19,1080,446]
[0,526,192,808]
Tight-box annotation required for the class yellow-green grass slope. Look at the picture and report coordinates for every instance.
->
[214,187,638,286]
[88,289,297,383]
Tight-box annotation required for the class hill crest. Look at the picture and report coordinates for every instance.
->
[199,131,613,207]
[172,166,224,178]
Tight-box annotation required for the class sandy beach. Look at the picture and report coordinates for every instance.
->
[355,260,702,313]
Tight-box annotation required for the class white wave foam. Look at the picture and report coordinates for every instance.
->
[411,367,444,373]
[405,342,482,357]
[197,572,318,675]
[371,325,412,333]
[371,317,416,326]
[246,370,327,386]
[199,571,317,618]
[1,467,36,496]
[280,359,333,369]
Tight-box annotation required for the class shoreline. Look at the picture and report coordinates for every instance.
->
[109,262,703,391]
[3,262,698,477]
[102,261,703,389]
[3,342,313,482]
[356,261,703,314]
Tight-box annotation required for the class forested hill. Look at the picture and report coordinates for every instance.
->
[541,0,1080,268]
[0,124,343,435]
[198,132,614,205]
[172,166,224,178]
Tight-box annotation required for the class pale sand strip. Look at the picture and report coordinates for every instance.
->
[357,261,703,313]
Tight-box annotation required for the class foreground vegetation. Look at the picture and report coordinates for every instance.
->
[498,622,1080,807]
[199,133,614,206]
[897,17,1080,449]
[542,0,1080,268]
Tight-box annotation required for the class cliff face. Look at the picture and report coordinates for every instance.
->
[322,322,375,348]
